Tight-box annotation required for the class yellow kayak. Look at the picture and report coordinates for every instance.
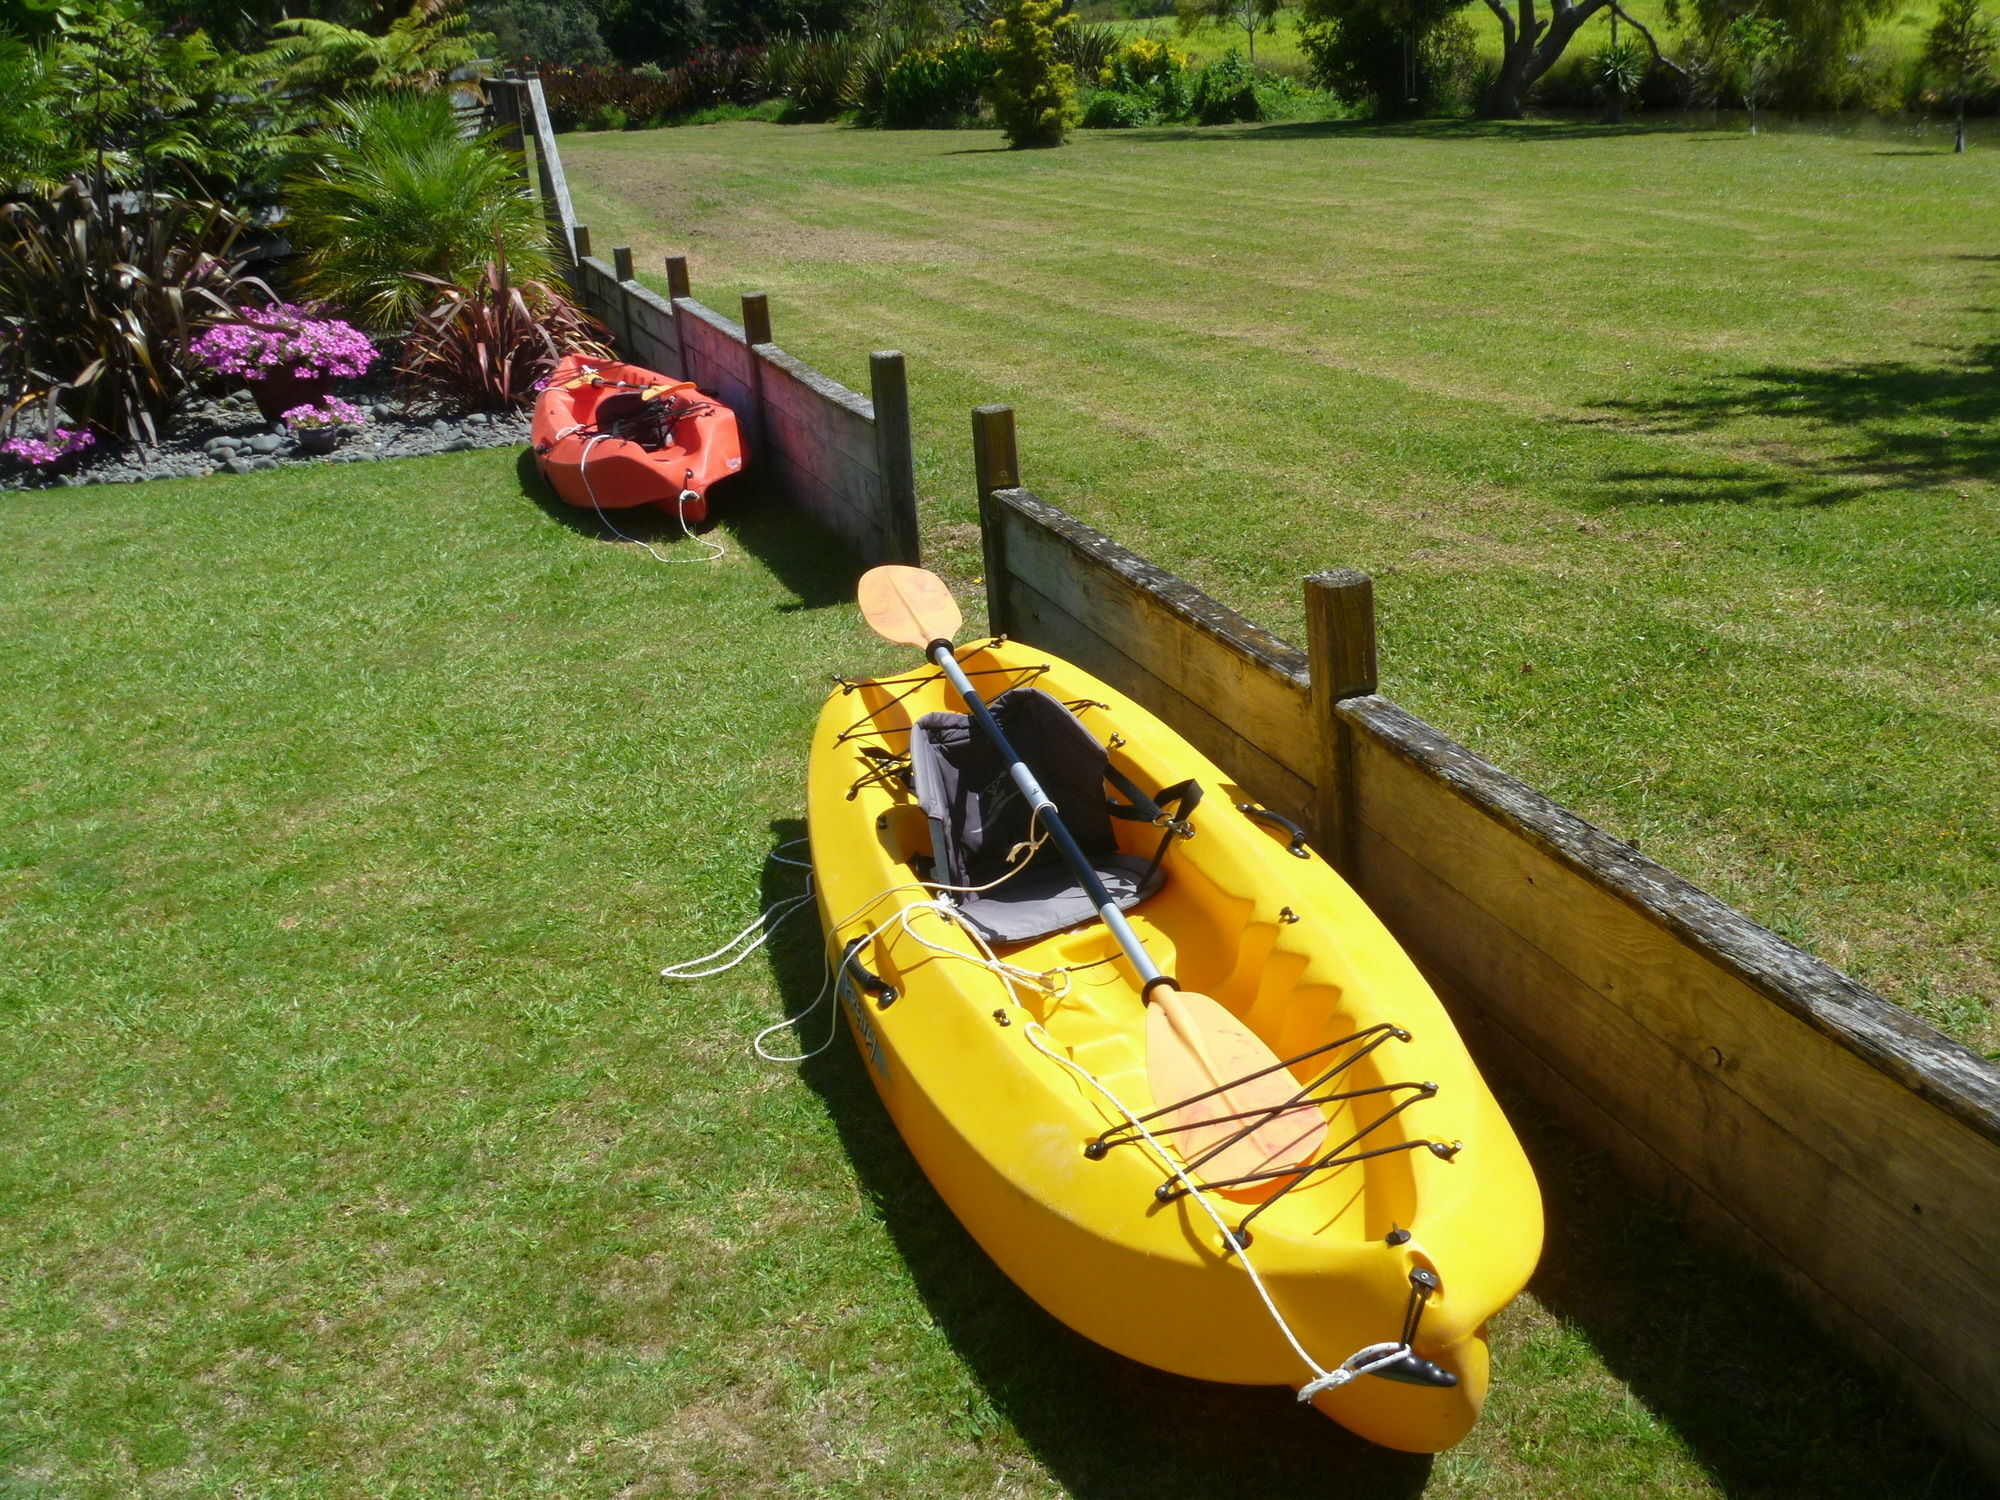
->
[805,635,1542,1453]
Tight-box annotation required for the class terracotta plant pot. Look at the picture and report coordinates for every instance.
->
[248,365,332,422]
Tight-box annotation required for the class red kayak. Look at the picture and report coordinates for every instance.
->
[530,354,745,523]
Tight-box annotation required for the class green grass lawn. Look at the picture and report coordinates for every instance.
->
[2,454,1987,1496]
[563,118,2000,1057]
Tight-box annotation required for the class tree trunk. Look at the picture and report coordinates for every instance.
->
[1481,38,1535,119]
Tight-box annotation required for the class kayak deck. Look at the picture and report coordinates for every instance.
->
[805,638,1542,1453]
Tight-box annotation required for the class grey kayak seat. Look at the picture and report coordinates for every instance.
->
[909,686,1200,948]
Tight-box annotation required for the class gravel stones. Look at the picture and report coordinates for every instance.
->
[0,380,534,492]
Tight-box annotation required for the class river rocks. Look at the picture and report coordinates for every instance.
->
[1,379,536,492]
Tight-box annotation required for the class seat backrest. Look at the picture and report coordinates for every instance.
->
[910,688,1113,890]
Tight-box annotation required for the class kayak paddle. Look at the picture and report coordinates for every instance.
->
[855,565,1326,1193]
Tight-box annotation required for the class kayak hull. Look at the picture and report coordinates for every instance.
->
[805,639,1542,1454]
[529,353,744,522]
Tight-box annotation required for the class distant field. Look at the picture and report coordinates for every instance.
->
[567,118,1998,1055]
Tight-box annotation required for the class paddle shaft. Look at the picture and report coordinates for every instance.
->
[927,641,1167,991]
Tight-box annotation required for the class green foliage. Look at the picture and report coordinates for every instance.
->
[257,0,491,103]
[986,0,1080,146]
[856,34,992,126]
[1081,85,1157,124]
[1925,0,1999,97]
[1057,19,1122,79]
[1190,45,1260,120]
[283,93,552,332]
[2,2,285,200]
[1297,0,1477,115]
[0,180,254,442]
[1664,0,1897,111]
[758,32,864,119]
[472,0,612,65]
[1594,36,1648,100]
[1727,14,1790,128]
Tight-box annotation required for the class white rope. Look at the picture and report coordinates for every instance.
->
[575,430,725,564]
[659,823,1418,1396]
[1021,1024,1412,1402]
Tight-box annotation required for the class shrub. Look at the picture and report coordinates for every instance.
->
[0,181,254,444]
[873,35,992,127]
[399,248,613,411]
[1099,33,1192,91]
[257,0,490,103]
[1058,20,1122,79]
[284,92,553,332]
[760,33,863,120]
[1081,87,1156,126]
[1192,47,1260,122]
[986,0,1081,146]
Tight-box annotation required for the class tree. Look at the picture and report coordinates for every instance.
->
[1663,0,1893,112]
[1925,0,1998,153]
[1176,0,1280,68]
[1473,0,1678,119]
[1727,13,1787,133]
[1297,0,1476,115]
[985,0,1079,147]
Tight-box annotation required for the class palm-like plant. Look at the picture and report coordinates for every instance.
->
[285,92,553,332]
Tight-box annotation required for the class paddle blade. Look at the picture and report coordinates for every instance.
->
[858,565,962,650]
[1147,990,1328,1201]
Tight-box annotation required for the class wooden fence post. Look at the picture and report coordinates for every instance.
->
[741,292,772,461]
[613,245,635,282]
[1304,569,1378,875]
[971,405,1020,636]
[521,75,575,266]
[665,256,692,384]
[572,224,591,261]
[870,352,920,566]
[492,75,525,161]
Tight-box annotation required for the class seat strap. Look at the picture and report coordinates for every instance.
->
[1105,766,1203,889]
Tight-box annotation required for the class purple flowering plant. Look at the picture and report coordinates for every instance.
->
[0,427,97,467]
[282,397,369,431]
[188,304,377,383]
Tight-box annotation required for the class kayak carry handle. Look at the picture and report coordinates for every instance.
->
[1235,802,1312,859]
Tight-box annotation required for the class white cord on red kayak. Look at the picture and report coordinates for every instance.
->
[575,432,724,564]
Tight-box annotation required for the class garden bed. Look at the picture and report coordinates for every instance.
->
[0,378,530,491]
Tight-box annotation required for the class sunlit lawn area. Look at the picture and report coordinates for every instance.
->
[1,446,1989,1495]
[565,117,2000,1056]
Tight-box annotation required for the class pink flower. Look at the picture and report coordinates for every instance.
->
[190,305,378,382]
[0,427,96,466]
[282,397,369,431]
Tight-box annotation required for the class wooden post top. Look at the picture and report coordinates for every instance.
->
[971,405,1019,499]
[741,292,773,347]
[665,255,692,300]
[1304,569,1378,702]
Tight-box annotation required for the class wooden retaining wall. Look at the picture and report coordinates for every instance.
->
[971,405,2000,1482]
[485,77,920,568]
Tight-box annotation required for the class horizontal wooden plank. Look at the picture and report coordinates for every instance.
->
[1004,572,1315,828]
[762,399,881,482]
[1349,816,2000,1473]
[1339,695,2000,1146]
[761,363,879,472]
[764,449,888,562]
[756,343,874,424]
[991,494,1316,784]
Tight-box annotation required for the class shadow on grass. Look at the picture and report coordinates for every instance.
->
[758,827,1985,1498]
[1121,117,1669,147]
[513,451,859,607]
[1585,335,2000,506]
